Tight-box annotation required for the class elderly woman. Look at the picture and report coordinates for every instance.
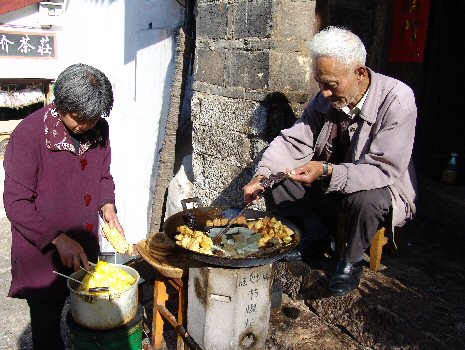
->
[3,63,124,350]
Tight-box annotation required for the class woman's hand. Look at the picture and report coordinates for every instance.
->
[243,176,265,205]
[101,203,125,237]
[52,233,89,271]
[288,161,330,186]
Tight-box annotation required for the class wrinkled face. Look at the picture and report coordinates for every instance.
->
[59,112,99,135]
[313,56,363,110]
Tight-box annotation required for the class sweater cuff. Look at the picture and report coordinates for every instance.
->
[254,166,272,179]
[37,227,63,252]
[327,164,348,192]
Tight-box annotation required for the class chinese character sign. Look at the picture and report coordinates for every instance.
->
[0,31,56,58]
[389,0,431,62]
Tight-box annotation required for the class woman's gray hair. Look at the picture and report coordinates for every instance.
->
[308,26,366,67]
[54,63,114,121]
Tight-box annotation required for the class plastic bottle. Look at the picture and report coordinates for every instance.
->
[441,152,458,185]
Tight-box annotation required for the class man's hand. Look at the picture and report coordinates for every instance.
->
[101,203,124,237]
[288,161,331,185]
[52,233,89,271]
[243,176,265,205]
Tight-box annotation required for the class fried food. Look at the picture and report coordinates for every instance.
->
[205,215,247,227]
[175,215,294,255]
[247,216,294,248]
[175,225,214,255]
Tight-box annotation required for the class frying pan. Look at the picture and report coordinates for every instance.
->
[162,200,302,268]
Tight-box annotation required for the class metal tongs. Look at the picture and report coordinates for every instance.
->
[212,172,289,245]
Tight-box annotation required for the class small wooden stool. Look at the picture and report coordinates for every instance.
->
[135,239,189,349]
[136,237,205,350]
[336,212,390,272]
[153,275,188,350]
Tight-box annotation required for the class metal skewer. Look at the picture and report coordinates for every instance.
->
[80,265,111,291]
[80,266,95,277]
[213,201,254,245]
[53,269,110,293]
[212,172,289,246]
[52,270,86,285]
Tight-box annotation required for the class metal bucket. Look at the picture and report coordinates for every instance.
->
[67,264,140,330]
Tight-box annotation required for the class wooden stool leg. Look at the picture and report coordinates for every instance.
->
[153,280,169,349]
[370,227,388,272]
[169,278,188,350]
[178,281,188,350]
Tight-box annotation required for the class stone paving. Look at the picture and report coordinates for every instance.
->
[1,176,465,349]
[0,216,48,350]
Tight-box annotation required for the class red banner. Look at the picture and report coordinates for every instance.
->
[389,0,431,63]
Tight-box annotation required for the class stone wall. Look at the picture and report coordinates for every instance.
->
[191,0,317,207]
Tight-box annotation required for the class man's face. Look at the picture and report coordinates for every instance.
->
[313,56,362,110]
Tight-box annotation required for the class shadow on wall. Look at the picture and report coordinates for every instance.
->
[210,92,297,208]
[263,92,296,142]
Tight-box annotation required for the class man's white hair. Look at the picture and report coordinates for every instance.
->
[309,26,367,67]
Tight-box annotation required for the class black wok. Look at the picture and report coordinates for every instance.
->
[162,205,302,268]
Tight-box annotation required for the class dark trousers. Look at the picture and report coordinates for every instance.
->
[265,179,392,263]
[27,298,66,350]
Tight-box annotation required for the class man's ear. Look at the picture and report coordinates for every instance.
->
[354,66,367,80]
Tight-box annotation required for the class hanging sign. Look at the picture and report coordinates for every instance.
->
[389,0,431,63]
[0,30,56,58]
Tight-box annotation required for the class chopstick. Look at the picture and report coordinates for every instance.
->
[212,172,288,245]
[80,266,95,277]
[53,269,110,292]
[213,201,253,245]
[52,270,85,285]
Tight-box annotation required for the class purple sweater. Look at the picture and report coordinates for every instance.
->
[3,104,115,300]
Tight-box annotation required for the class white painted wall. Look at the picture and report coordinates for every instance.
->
[0,0,185,243]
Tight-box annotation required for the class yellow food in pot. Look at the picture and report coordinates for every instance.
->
[78,261,136,294]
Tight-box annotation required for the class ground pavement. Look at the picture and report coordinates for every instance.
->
[1,176,464,349]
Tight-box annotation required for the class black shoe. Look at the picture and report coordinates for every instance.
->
[328,259,363,297]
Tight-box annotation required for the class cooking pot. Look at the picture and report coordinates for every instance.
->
[67,264,140,330]
[163,202,302,268]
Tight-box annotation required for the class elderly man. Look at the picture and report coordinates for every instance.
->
[243,26,417,297]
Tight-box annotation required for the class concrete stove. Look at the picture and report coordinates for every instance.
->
[187,264,273,350]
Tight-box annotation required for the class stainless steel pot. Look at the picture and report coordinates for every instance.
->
[67,264,140,330]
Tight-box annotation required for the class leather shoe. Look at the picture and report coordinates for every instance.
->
[328,259,363,297]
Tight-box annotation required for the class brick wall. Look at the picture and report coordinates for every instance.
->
[191,0,317,207]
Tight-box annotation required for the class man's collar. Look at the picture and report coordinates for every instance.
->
[341,88,369,118]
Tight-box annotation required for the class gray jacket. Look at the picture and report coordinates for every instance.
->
[256,68,417,227]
